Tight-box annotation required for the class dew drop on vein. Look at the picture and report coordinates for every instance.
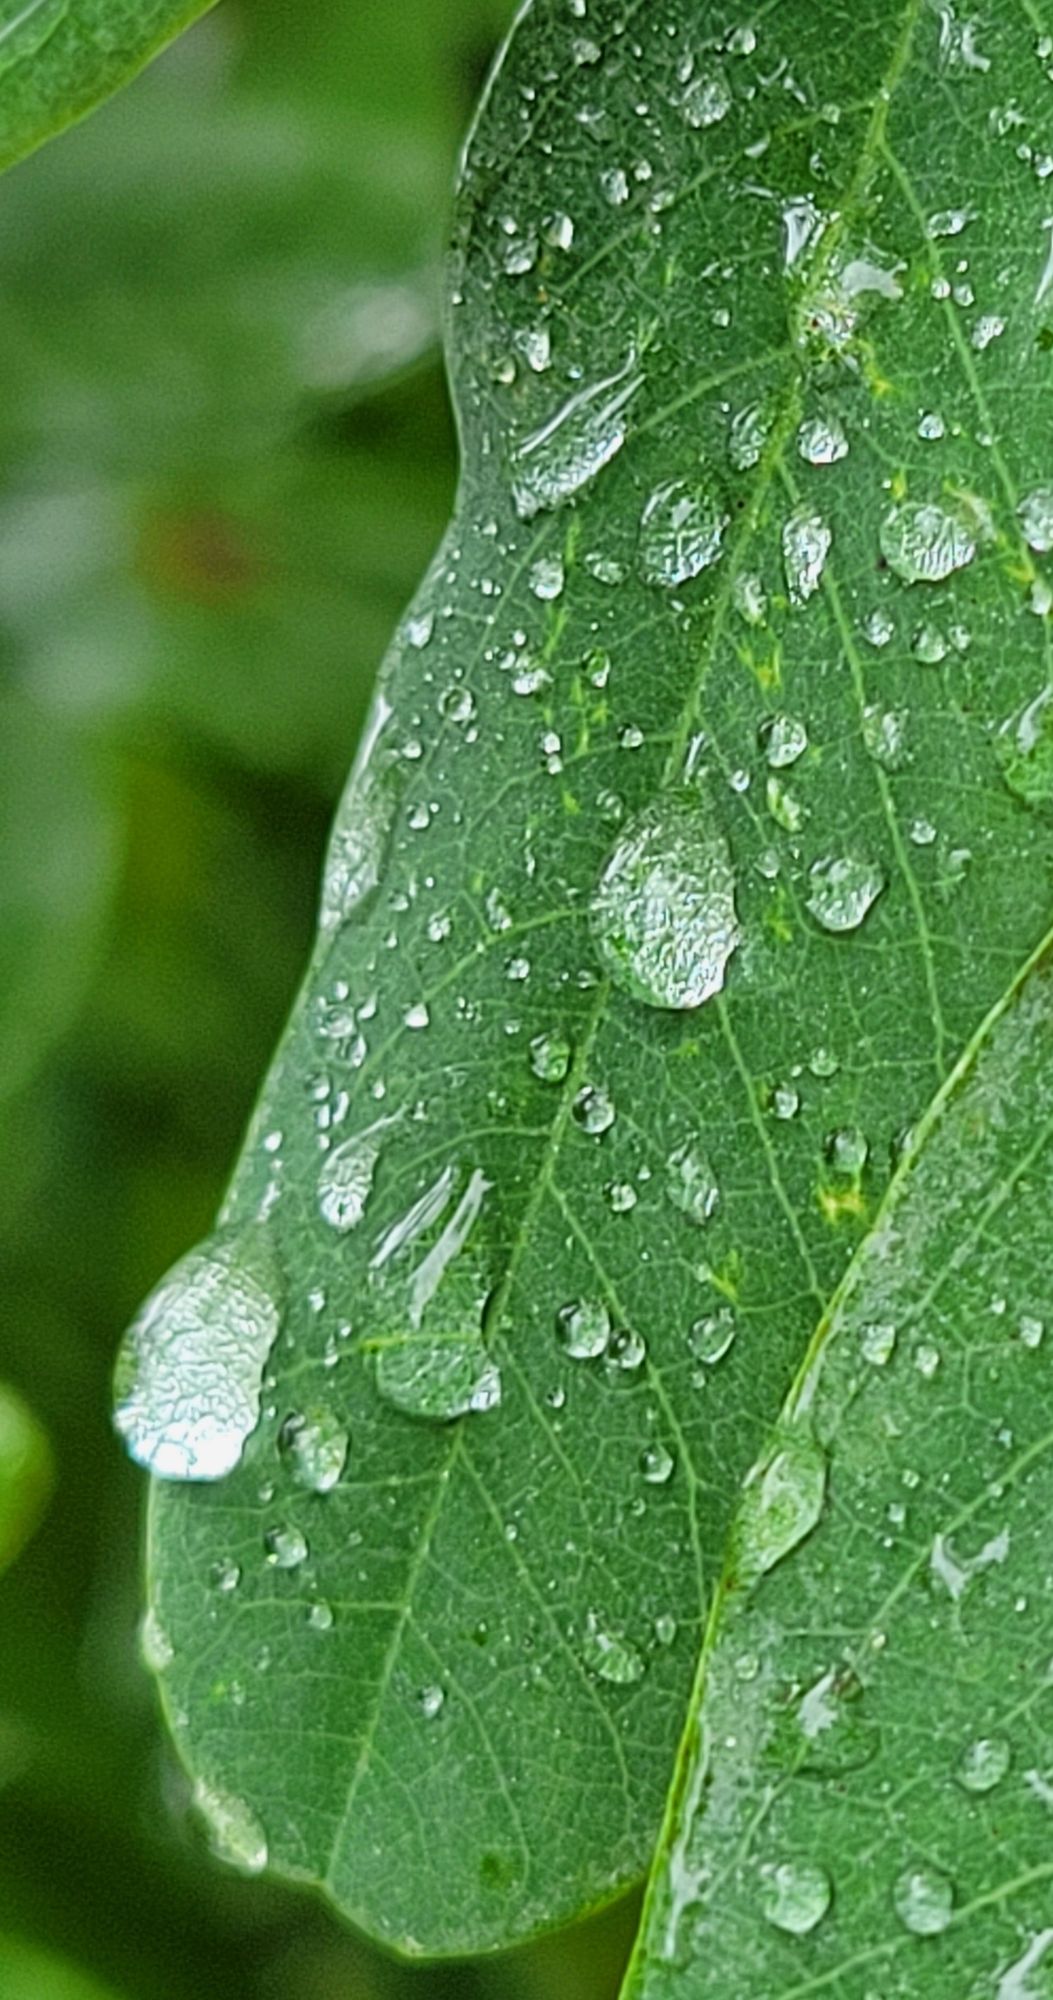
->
[762,1859,832,1935]
[638,476,728,587]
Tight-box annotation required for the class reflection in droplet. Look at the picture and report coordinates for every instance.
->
[807,855,886,933]
[762,1859,832,1935]
[638,477,728,587]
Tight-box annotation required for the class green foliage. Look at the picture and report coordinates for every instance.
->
[0,1382,52,1576]
[8,0,1053,1997]
[0,0,215,170]
[121,0,1053,1986]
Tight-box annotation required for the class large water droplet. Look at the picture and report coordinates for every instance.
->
[371,1169,501,1422]
[956,1734,1011,1793]
[582,1610,645,1684]
[511,354,643,518]
[680,65,732,127]
[807,855,885,933]
[797,414,849,465]
[264,1523,308,1570]
[689,1308,738,1367]
[638,477,727,587]
[880,501,978,584]
[665,1140,719,1225]
[736,1425,827,1587]
[762,1859,832,1934]
[529,1030,572,1082]
[278,1408,349,1494]
[590,791,739,1010]
[193,1780,268,1875]
[113,1231,282,1482]
[893,1865,954,1936]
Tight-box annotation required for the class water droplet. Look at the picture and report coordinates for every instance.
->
[680,65,732,127]
[863,705,909,771]
[860,1321,897,1366]
[209,1558,241,1594]
[1019,487,1053,554]
[912,621,948,664]
[371,1169,501,1423]
[863,606,895,647]
[783,509,831,603]
[557,1298,611,1360]
[264,1523,308,1570]
[605,1327,647,1372]
[893,1865,954,1936]
[827,1125,868,1175]
[582,1611,645,1685]
[689,1308,737,1367]
[797,413,849,465]
[317,1118,392,1232]
[573,1083,616,1133]
[997,686,1053,808]
[193,1781,268,1875]
[307,1599,334,1632]
[641,1442,675,1485]
[529,553,565,600]
[807,854,885,933]
[529,1029,572,1082]
[772,1082,800,1120]
[1020,1314,1045,1349]
[638,478,728,587]
[880,500,978,584]
[733,570,768,623]
[736,1425,827,1587]
[654,1612,678,1647]
[511,353,642,518]
[606,1180,637,1213]
[762,1859,832,1935]
[930,1526,1009,1599]
[438,684,476,726]
[278,1409,349,1494]
[665,1140,720,1225]
[590,791,739,1010]
[760,713,809,768]
[139,1607,174,1672]
[418,1684,445,1720]
[113,1231,282,1482]
[956,1735,1011,1793]
[728,401,772,471]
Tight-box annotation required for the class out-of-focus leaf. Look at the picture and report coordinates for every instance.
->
[0,0,214,175]
[0,1382,51,1575]
[0,1935,123,2000]
[0,690,118,1108]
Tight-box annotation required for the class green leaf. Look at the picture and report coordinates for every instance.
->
[0,1380,52,1575]
[623,946,1053,1999]
[0,0,215,174]
[0,1935,124,2000]
[0,691,119,1110]
[126,0,1053,1963]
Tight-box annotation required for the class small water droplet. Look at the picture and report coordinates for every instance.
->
[783,509,831,603]
[606,1326,647,1372]
[113,1231,282,1482]
[590,790,739,1011]
[762,1859,832,1935]
[997,686,1053,809]
[557,1298,611,1360]
[264,1523,308,1570]
[860,1321,897,1366]
[529,553,565,601]
[582,1610,645,1684]
[863,705,909,770]
[807,854,885,933]
[209,1558,241,1594]
[573,1083,616,1133]
[317,1119,391,1232]
[797,413,849,465]
[641,1442,675,1485]
[139,1607,174,1672]
[728,401,773,471]
[689,1308,738,1368]
[956,1735,1011,1793]
[680,65,732,127]
[638,477,728,587]
[529,1030,572,1082]
[827,1125,868,1175]
[1019,487,1053,554]
[418,1684,446,1720]
[893,1865,954,1936]
[863,606,895,647]
[278,1409,349,1494]
[307,1599,334,1632]
[760,713,809,768]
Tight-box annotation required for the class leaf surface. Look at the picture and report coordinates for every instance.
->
[0,1380,52,1575]
[132,0,1053,1959]
[0,0,214,173]
[623,946,1053,1999]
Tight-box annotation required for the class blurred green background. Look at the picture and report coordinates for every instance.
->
[0,5,638,1995]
